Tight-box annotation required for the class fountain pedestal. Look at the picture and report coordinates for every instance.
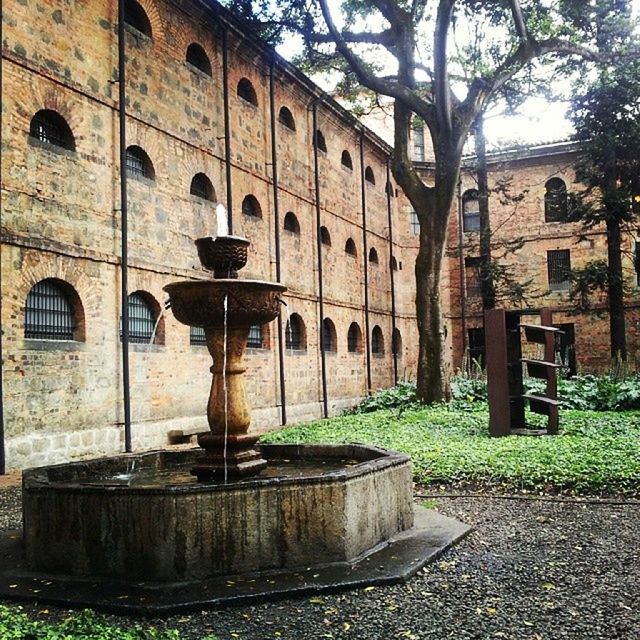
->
[191,326,267,480]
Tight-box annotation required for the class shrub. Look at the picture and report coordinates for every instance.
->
[346,381,419,414]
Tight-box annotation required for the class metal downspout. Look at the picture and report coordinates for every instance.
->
[312,102,329,418]
[359,134,372,393]
[457,179,467,368]
[386,160,398,385]
[269,60,287,425]
[221,27,233,233]
[118,0,132,452]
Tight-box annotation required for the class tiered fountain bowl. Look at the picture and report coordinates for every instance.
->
[8,235,471,612]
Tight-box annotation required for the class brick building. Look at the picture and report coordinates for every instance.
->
[1,0,637,471]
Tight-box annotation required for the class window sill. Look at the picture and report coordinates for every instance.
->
[28,137,76,157]
[186,63,212,80]
[286,348,307,356]
[24,339,85,351]
[127,173,155,187]
[246,347,269,354]
[127,343,164,352]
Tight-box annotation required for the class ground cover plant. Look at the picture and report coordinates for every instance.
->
[262,392,640,496]
[0,605,214,640]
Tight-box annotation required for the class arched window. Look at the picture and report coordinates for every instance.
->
[341,150,353,170]
[29,110,75,151]
[285,313,306,350]
[545,178,568,222]
[278,106,296,131]
[314,129,327,153]
[283,211,300,234]
[462,189,480,232]
[124,0,152,37]
[369,247,379,265]
[126,145,155,180]
[122,291,162,344]
[186,43,212,76]
[320,226,331,246]
[237,78,258,106]
[371,326,384,354]
[190,173,215,201]
[347,322,362,353]
[392,328,402,356]
[242,194,262,218]
[345,238,357,257]
[190,326,206,346]
[365,166,376,185]
[24,279,83,341]
[385,181,395,198]
[322,318,337,352]
[391,256,398,271]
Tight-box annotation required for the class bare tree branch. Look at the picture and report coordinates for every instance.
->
[311,29,395,46]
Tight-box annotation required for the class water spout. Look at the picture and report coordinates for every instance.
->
[216,203,229,237]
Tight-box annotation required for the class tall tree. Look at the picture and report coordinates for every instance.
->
[566,2,640,362]
[226,0,606,401]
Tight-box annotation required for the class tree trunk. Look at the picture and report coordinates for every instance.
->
[603,153,627,362]
[475,115,496,310]
[606,215,627,361]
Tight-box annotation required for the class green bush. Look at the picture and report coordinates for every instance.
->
[0,606,214,640]
[346,381,419,414]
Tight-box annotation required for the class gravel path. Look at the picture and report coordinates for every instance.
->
[1,486,638,639]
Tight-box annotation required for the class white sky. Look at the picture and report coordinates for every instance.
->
[277,1,640,149]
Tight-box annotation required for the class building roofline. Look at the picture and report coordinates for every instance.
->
[178,0,393,156]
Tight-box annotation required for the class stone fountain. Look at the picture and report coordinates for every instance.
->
[0,220,471,613]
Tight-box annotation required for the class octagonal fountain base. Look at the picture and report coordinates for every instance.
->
[0,444,472,613]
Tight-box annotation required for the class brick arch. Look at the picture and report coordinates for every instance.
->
[15,84,85,151]
[131,0,165,42]
[15,254,103,338]
[125,121,162,177]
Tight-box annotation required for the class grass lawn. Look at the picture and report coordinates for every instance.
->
[262,405,640,496]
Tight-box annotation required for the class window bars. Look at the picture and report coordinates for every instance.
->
[123,293,155,343]
[190,326,206,346]
[247,325,262,348]
[547,249,571,290]
[25,280,75,340]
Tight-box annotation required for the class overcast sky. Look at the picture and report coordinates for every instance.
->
[277,2,639,149]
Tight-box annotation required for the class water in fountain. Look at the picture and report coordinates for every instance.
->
[149,301,170,344]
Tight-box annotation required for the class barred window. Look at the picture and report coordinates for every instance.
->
[468,328,485,368]
[322,318,337,352]
[190,326,206,346]
[347,322,362,353]
[391,256,398,271]
[186,43,211,76]
[465,257,482,298]
[25,279,79,340]
[341,150,353,170]
[285,314,305,350]
[247,325,263,349]
[190,173,215,201]
[462,189,480,232]
[371,326,384,354]
[124,0,152,37]
[126,145,154,180]
[29,110,75,151]
[122,292,158,344]
[242,194,262,218]
[369,247,379,265]
[412,125,425,162]
[278,106,296,131]
[547,249,571,290]
[320,226,331,246]
[237,78,258,106]
[385,181,396,198]
[545,178,568,222]
[410,209,420,235]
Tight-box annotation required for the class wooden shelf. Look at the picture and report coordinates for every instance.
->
[520,324,563,344]
[521,358,562,379]
[522,394,560,416]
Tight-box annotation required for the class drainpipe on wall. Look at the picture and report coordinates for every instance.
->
[0,337,5,474]
[386,160,398,386]
[118,0,132,453]
[457,178,468,369]
[221,27,233,233]
[359,133,372,394]
[269,59,287,425]
[312,100,329,419]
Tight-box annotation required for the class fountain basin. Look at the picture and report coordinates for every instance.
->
[163,279,286,328]
[22,444,414,581]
